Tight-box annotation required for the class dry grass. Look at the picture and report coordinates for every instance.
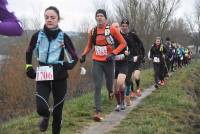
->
[0,34,93,123]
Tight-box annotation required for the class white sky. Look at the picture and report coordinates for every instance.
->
[6,0,197,31]
[175,0,196,18]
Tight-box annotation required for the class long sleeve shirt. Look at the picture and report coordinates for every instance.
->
[82,22,126,62]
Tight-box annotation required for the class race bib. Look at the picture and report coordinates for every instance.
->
[133,56,138,62]
[115,54,125,61]
[36,66,54,81]
[95,46,108,56]
[153,57,160,63]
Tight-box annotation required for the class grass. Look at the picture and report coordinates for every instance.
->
[111,61,200,134]
[2,62,199,134]
[0,69,154,134]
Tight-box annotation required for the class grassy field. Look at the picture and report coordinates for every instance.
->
[0,69,154,134]
[111,60,200,134]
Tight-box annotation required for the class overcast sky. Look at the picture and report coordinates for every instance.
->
[6,0,197,31]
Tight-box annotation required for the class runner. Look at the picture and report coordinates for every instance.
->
[164,37,172,78]
[148,37,167,88]
[80,9,126,121]
[177,44,183,68]
[120,19,145,106]
[0,0,23,36]
[112,22,127,112]
[25,6,78,134]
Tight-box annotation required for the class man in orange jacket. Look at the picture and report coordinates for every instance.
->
[80,9,126,121]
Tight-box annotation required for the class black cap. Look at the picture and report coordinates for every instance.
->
[95,9,107,19]
[121,19,129,25]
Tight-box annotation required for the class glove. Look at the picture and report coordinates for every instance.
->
[63,61,76,70]
[26,66,36,79]
[80,55,86,63]
[106,53,115,62]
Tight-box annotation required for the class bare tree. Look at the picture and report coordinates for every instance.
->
[151,0,181,36]
[186,0,200,56]
[168,18,190,45]
[195,0,200,55]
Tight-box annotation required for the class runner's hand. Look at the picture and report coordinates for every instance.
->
[26,66,36,79]
[80,55,86,63]
[106,53,115,62]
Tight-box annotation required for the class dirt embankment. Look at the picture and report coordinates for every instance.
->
[183,65,200,134]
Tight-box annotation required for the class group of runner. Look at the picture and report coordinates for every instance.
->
[1,2,193,133]
[80,9,145,121]
[148,37,192,88]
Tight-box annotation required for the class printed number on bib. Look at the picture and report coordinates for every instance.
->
[36,66,54,81]
[153,57,160,63]
[95,46,108,56]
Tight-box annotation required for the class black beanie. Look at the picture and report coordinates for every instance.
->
[121,19,129,25]
[95,9,107,19]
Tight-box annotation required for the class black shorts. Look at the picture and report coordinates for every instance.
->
[125,62,141,83]
[114,62,128,79]
[127,61,141,73]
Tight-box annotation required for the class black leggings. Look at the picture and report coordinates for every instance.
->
[36,80,67,134]
[153,63,164,84]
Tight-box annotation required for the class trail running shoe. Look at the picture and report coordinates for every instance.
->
[160,80,165,86]
[93,112,103,122]
[155,84,159,88]
[39,116,49,132]
[137,88,142,97]
[115,105,121,112]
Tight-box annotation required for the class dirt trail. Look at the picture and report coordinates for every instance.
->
[80,85,156,134]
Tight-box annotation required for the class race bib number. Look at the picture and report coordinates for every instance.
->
[95,46,108,56]
[115,54,125,61]
[133,56,138,62]
[153,57,160,63]
[36,66,54,81]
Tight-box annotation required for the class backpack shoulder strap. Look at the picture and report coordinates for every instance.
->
[105,24,111,37]
[91,26,97,45]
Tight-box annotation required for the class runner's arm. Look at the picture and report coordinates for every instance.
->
[110,26,126,55]
[81,31,93,56]
[64,33,78,60]
[63,33,78,69]
[26,32,38,64]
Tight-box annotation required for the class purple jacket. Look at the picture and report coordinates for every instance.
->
[0,0,23,36]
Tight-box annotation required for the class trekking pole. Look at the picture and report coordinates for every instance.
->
[163,57,170,77]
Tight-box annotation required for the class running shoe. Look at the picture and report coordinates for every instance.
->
[93,112,103,122]
[39,116,49,132]
[137,88,142,97]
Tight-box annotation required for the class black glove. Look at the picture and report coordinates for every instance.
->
[106,53,115,62]
[26,66,36,79]
[80,55,86,63]
[63,61,76,70]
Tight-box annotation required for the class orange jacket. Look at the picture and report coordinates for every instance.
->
[82,22,126,62]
